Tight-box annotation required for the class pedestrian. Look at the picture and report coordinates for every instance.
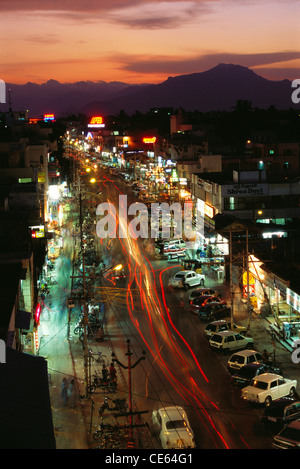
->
[102,364,108,382]
[262,349,271,364]
[109,362,117,383]
[61,377,69,406]
[68,379,78,408]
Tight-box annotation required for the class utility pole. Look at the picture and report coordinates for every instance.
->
[112,340,147,442]
[246,227,251,330]
[78,175,89,398]
[230,229,234,329]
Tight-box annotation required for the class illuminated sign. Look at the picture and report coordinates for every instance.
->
[34,303,41,325]
[204,204,215,219]
[29,118,42,124]
[43,113,55,122]
[30,225,45,238]
[38,172,45,183]
[142,137,156,144]
[287,288,300,313]
[88,116,105,128]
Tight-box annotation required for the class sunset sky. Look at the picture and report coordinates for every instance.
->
[1,0,299,85]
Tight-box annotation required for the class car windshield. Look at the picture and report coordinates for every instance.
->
[230,355,245,364]
[205,325,216,332]
[175,273,185,279]
[251,379,269,390]
[166,419,187,430]
[279,426,300,441]
[211,334,222,343]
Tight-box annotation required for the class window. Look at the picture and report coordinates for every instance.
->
[270,380,278,388]
[283,162,290,170]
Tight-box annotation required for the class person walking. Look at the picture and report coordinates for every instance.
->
[68,379,78,408]
[61,377,69,407]
[102,364,108,382]
[109,362,117,385]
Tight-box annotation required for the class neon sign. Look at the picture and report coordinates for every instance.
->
[143,137,156,144]
[43,113,55,122]
[88,116,105,128]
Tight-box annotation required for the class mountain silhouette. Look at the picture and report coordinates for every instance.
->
[3,64,298,117]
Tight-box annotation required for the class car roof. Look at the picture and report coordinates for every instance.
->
[212,331,240,337]
[229,350,258,358]
[267,397,299,409]
[205,320,228,326]
[253,373,284,382]
[158,406,186,420]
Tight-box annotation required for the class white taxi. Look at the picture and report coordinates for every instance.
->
[241,373,297,406]
[151,406,196,449]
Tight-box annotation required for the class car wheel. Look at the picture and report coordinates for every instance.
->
[184,283,189,291]
[289,387,296,398]
[200,279,205,286]
[265,396,272,406]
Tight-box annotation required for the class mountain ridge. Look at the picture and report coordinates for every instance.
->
[3,64,298,117]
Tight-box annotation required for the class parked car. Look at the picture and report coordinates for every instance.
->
[227,350,263,374]
[189,295,216,312]
[188,288,221,304]
[166,250,187,262]
[209,331,254,353]
[163,239,186,253]
[204,320,246,339]
[272,419,300,449]
[151,406,196,449]
[196,304,231,321]
[231,362,283,387]
[241,373,297,406]
[262,397,300,430]
[168,270,205,289]
[162,245,186,259]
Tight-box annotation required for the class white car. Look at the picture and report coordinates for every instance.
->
[163,239,186,253]
[151,406,195,449]
[241,373,297,406]
[209,331,254,353]
[168,270,205,289]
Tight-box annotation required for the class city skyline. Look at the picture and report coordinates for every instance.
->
[1,0,299,85]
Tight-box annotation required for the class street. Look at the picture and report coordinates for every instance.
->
[84,170,275,449]
[37,167,279,449]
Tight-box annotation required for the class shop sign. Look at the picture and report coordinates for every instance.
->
[142,137,156,144]
[222,183,268,197]
[38,172,45,183]
[34,331,39,352]
[242,271,255,298]
[204,203,214,219]
[287,288,300,313]
[88,116,105,128]
[30,225,45,238]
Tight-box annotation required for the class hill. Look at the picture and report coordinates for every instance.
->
[3,64,298,117]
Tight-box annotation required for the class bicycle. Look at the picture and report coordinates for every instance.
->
[93,423,131,448]
[88,373,117,394]
[89,350,108,367]
[98,397,127,417]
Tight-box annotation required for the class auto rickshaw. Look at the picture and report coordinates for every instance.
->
[180,258,202,274]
